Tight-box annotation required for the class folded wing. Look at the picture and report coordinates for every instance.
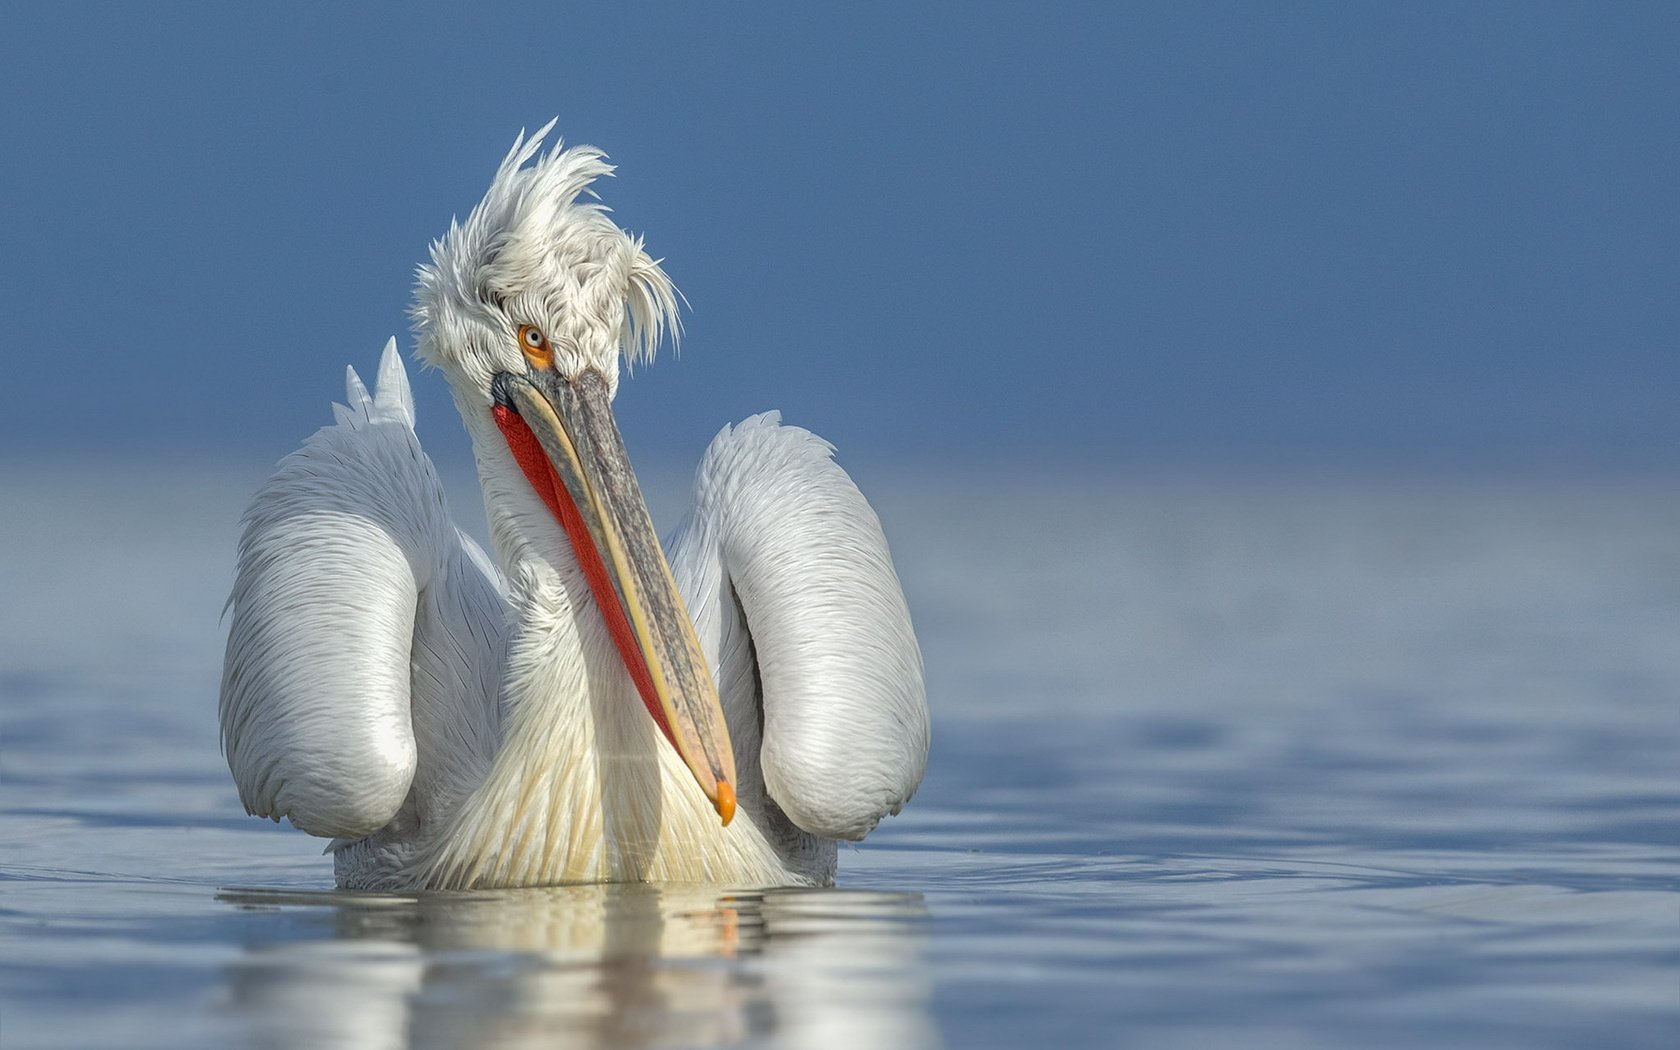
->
[670,413,929,842]
[219,341,504,839]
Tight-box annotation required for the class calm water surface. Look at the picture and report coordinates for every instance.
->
[1,461,1675,1048]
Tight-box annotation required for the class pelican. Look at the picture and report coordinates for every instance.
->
[219,123,928,890]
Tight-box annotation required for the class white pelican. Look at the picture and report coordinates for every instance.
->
[219,123,928,890]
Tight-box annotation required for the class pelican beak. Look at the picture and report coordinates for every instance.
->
[493,368,738,826]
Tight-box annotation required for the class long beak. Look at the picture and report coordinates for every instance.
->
[496,368,738,825]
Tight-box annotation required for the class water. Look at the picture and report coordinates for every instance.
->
[1,460,1675,1048]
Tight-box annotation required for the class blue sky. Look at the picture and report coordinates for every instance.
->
[2,4,1675,470]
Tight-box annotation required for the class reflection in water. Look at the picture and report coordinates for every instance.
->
[218,883,937,1050]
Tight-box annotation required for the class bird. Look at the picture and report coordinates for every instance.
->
[218,122,929,891]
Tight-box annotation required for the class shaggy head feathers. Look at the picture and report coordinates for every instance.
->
[411,120,680,395]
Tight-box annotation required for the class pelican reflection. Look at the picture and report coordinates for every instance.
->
[219,882,936,1049]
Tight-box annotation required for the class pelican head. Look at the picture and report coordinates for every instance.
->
[411,119,679,396]
[409,121,736,826]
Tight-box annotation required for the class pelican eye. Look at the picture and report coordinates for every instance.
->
[517,324,552,367]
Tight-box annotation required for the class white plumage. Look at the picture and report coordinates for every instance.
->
[219,124,928,890]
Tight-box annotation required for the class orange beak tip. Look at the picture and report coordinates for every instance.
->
[715,780,736,826]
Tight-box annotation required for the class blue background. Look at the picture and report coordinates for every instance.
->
[3,3,1675,471]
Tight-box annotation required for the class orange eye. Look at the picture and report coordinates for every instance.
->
[517,324,551,367]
